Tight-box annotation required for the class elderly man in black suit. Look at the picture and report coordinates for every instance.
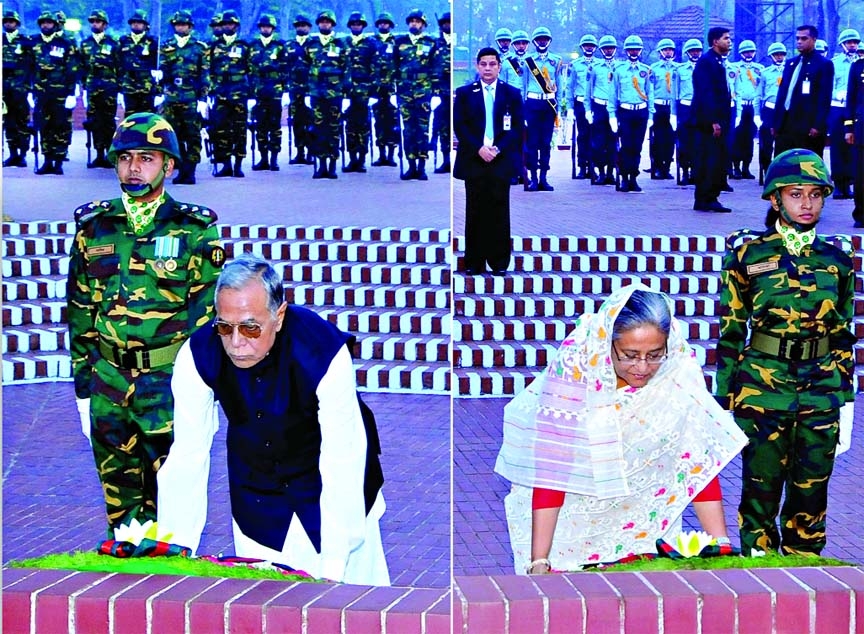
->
[772,25,835,156]
[690,27,733,213]
[454,47,525,276]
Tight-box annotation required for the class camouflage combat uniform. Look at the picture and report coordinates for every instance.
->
[248,16,287,167]
[431,14,452,173]
[716,227,856,555]
[80,11,120,167]
[341,14,377,171]
[2,11,33,167]
[285,16,314,164]
[370,13,400,166]
[117,13,159,116]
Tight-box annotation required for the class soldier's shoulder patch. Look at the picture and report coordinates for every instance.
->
[74,200,113,225]
[177,203,218,226]
[725,228,761,251]
[729,70,737,78]
[207,245,226,267]
[821,234,856,259]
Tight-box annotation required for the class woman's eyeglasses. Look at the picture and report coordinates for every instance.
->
[611,344,667,367]
[214,320,263,339]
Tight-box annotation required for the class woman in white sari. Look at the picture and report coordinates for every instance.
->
[495,284,748,573]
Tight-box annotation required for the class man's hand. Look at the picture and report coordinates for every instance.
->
[154,95,165,108]
[846,131,855,145]
[281,93,291,108]
[753,115,762,128]
[585,109,594,125]
[64,95,77,109]
[669,114,677,130]
[712,123,722,137]
[431,96,441,110]
[197,100,209,118]
[609,117,618,133]
[247,98,257,110]
[150,69,163,82]
[478,145,499,162]
[82,90,88,109]
[808,127,820,137]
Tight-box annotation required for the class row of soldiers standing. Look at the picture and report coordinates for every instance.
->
[489,27,863,198]
[1,8,452,181]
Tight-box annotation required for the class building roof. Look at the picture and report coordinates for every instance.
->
[636,5,733,49]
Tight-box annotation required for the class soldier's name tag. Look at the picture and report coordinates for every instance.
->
[802,79,811,95]
[49,46,64,58]
[746,260,779,276]
[101,45,112,54]
[87,244,115,257]
[229,47,241,58]
[503,114,511,131]
[327,47,340,56]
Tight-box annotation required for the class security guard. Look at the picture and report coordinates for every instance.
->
[2,10,33,168]
[523,26,563,191]
[499,29,530,88]
[341,11,377,173]
[79,10,120,169]
[431,12,452,174]
[730,40,763,179]
[285,15,314,165]
[815,39,829,57]
[31,11,78,175]
[209,10,252,178]
[649,38,677,180]
[370,13,399,167]
[67,112,223,535]
[844,51,864,226]
[118,10,158,116]
[830,29,860,198]
[494,27,513,56]
[608,34,653,192]
[716,149,856,556]
[392,9,438,180]
[567,34,598,180]
[759,43,786,183]
[675,39,702,185]
[249,14,288,172]
[158,10,210,185]
[586,34,619,186]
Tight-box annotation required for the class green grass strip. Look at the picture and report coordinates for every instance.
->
[579,551,854,573]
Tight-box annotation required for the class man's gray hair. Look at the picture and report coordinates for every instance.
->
[612,289,672,339]
[215,253,284,316]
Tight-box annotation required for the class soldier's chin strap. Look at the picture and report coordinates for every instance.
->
[120,161,169,198]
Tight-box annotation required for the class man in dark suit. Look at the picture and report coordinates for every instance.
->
[454,47,524,276]
[772,25,834,156]
[690,27,733,213]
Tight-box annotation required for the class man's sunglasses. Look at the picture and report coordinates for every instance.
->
[214,320,263,339]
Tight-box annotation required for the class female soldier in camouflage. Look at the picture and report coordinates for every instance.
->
[716,149,857,556]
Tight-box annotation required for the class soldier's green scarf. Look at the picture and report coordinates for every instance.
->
[776,220,815,256]
[122,192,165,235]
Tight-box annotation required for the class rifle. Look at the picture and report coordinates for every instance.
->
[30,103,41,173]
[247,103,258,166]
[397,102,405,176]
[570,111,577,178]
[340,113,347,170]
[84,119,92,165]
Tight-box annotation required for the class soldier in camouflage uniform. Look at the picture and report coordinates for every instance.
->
[431,12,452,173]
[67,112,223,534]
[80,10,120,169]
[249,14,288,171]
[370,12,399,167]
[208,13,224,44]
[341,11,376,172]
[158,10,210,185]
[2,10,33,168]
[304,10,349,179]
[31,11,78,175]
[285,15,314,165]
[53,10,80,160]
[393,9,438,180]
[209,10,252,178]
[118,10,158,116]
[716,149,857,556]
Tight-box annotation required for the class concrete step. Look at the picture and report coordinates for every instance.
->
[455,293,721,318]
[286,283,450,310]
[455,251,725,274]
[2,300,68,327]
[454,271,722,296]
[320,307,451,336]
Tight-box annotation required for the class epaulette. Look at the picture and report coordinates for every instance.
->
[821,234,856,259]
[725,228,761,251]
[73,200,112,225]
[177,203,218,225]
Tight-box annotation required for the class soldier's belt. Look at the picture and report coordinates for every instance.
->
[526,92,555,100]
[764,101,775,109]
[749,332,830,361]
[678,99,692,106]
[739,100,755,106]
[575,96,585,103]
[592,98,608,105]
[832,99,847,107]
[619,102,647,111]
[654,99,671,106]
[99,339,183,370]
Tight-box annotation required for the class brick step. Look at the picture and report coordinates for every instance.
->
[2,300,67,327]
[2,255,70,279]
[454,271,723,296]
[2,326,68,355]
[321,307,451,336]
[274,261,450,286]
[287,283,450,310]
[456,293,720,318]
[455,251,725,273]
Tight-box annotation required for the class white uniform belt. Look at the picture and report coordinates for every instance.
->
[619,102,647,111]
[592,98,608,105]
[832,99,847,107]
[764,101,776,109]
[575,96,585,102]
[678,98,692,106]
[527,92,554,100]
[654,99,671,106]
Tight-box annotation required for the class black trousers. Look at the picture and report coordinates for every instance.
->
[590,102,615,170]
[758,106,775,172]
[573,99,591,168]
[732,104,757,165]
[692,127,728,206]
[853,119,864,223]
[775,130,826,157]
[524,99,555,171]
[676,103,694,171]
[616,107,648,176]
[829,106,855,182]
[650,103,674,168]
[463,176,512,272]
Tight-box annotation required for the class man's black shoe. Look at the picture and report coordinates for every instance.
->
[731,166,743,180]
[854,220,864,229]
[721,183,734,192]
[491,270,506,277]
[741,169,755,179]
[694,201,732,213]
[463,268,479,275]
[526,179,539,192]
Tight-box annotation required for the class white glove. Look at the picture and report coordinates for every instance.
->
[647,117,654,128]
[74,84,81,97]
[118,93,125,109]
[735,115,741,127]
[669,114,677,131]
[368,96,378,107]
[76,397,91,440]
[151,69,163,82]
[753,114,762,128]
[197,100,209,118]
[431,96,441,110]
[390,95,398,107]
[82,90,89,109]
[585,109,594,125]
[304,96,312,108]
[247,98,257,110]
[64,95,77,109]
[837,401,854,456]
[342,98,351,113]
[609,117,619,133]
[27,92,35,109]
[281,93,291,108]
[154,94,165,108]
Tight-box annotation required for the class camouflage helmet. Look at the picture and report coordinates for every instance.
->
[108,113,182,165]
[37,11,57,25]
[815,39,828,53]
[294,14,313,27]
[220,10,241,25]
[839,28,861,44]
[761,149,833,200]
[494,27,512,42]
[127,9,148,25]
[258,14,277,28]
[511,30,530,44]
[170,10,193,26]
[405,9,427,26]
[683,38,703,53]
[89,9,109,24]
[738,39,757,53]
[374,12,394,27]
[347,11,367,27]
[657,37,675,50]
[2,10,21,24]
[55,10,66,24]
[598,34,617,48]
[623,34,643,49]
[767,42,787,56]
[438,12,450,26]
[579,34,598,47]
[316,10,337,25]
[532,26,552,41]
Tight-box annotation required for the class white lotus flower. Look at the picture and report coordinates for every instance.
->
[750,548,766,558]
[113,518,173,545]
[667,530,716,558]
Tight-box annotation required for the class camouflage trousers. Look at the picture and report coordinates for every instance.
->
[88,357,175,531]
[372,94,400,148]
[160,100,203,164]
[310,97,342,159]
[735,404,838,555]
[3,87,31,152]
[211,98,248,160]
[85,88,118,150]
[344,95,371,154]
[289,92,312,152]
[35,95,71,160]
[251,98,282,153]
[431,95,450,154]
[122,92,155,118]
[399,94,431,160]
